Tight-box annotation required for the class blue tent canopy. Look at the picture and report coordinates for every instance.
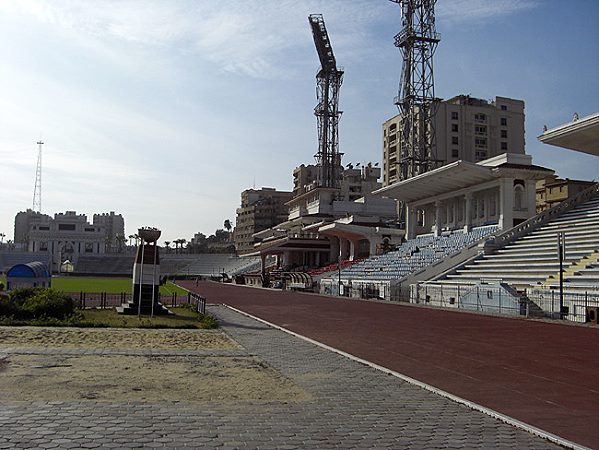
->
[6,261,49,278]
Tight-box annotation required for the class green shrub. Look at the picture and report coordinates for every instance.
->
[1,288,76,320]
[199,314,218,329]
[7,287,38,307]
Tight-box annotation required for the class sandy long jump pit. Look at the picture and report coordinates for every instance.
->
[0,327,309,403]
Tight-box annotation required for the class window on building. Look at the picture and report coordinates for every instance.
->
[501,142,508,151]
[58,224,76,231]
[451,136,459,145]
[85,243,94,253]
[500,117,507,126]
[451,111,458,120]
[475,150,488,161]
[475,113,487,122]
[451,123,458,132]
[500,105,507,111]
[501,129,508,138]
[475,138,487,147]
[451,148,459,158]
[40,242,48,251]
[475,125,487,135]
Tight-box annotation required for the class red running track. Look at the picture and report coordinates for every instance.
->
[181,281,599,448]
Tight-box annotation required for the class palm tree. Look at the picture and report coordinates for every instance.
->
[0,233,5,244]
[180,238,187,254]
[164,241,171,254]
[115,234,126,253]
[224,219,232,231]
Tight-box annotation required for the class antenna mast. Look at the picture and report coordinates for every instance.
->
[33,140,43,212]
[391,0,440,181]
[309,14,344,189]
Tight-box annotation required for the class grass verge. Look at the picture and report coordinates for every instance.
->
[48,277,187,295]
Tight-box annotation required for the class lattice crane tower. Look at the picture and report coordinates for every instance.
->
[32,140,43,212]
[391,0,440,181]
[309,14,344,189]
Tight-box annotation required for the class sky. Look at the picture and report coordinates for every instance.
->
[1,0,598,244]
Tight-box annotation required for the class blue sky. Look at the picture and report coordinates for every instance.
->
[1,0,598,243]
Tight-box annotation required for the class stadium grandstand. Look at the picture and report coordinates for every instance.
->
[320,114,599,322]
[0,251,52,274]
[71,253,260,278]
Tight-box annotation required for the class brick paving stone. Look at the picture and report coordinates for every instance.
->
[0,306,565,449]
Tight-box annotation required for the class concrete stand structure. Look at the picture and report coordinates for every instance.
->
[117,227,170,315]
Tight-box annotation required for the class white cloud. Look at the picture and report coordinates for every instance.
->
[437,0,538,24]
[2,0,387,79]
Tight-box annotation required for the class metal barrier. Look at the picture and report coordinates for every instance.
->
[411,283,599,323]
[187,292,206,315]
[65,292,187,309]
[527,288,599,322]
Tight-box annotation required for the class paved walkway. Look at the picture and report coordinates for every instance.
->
[0,305,559,448]
[182,280,599,449]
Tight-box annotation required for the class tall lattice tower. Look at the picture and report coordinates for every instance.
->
[391,0,440,181]
[309,14,344,189]
[32,140,43,212]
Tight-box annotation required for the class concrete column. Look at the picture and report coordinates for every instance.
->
[339,238,349,261]
[349,240,356,261]
[525,180,536,215]
[484,192,490,224]
[434,200,441,236]
[406,204,417,240]
[368,237,377,257]
[499,178,514,230]
[464,192,473,232]
[260,253,267,276]
[329,237,340,264]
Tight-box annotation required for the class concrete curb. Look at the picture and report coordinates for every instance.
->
[221,304,589,450]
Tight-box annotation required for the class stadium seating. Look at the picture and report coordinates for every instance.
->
[338,225,498,282]
[0,252,52,273]
[71,253,261,277]
[433,194,599,292]
[74,255,134,275]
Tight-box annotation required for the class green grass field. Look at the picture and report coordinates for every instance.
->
[47,277,187,295]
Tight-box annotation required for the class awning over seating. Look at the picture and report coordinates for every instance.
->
[373,160,495,203]
[538,112,599,157]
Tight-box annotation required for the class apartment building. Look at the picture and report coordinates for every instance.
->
[234,188,293,255]
[383,95,525,186]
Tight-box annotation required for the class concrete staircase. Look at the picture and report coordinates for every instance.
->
[432,193,599,293]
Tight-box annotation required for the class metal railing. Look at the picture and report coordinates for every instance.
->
[527,288,599,323]
[65,291,194,310]
[187,292,206,315]
[411,283,599,323]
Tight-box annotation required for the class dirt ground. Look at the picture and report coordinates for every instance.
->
[0,327,237,350]
[0,327,310,403]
